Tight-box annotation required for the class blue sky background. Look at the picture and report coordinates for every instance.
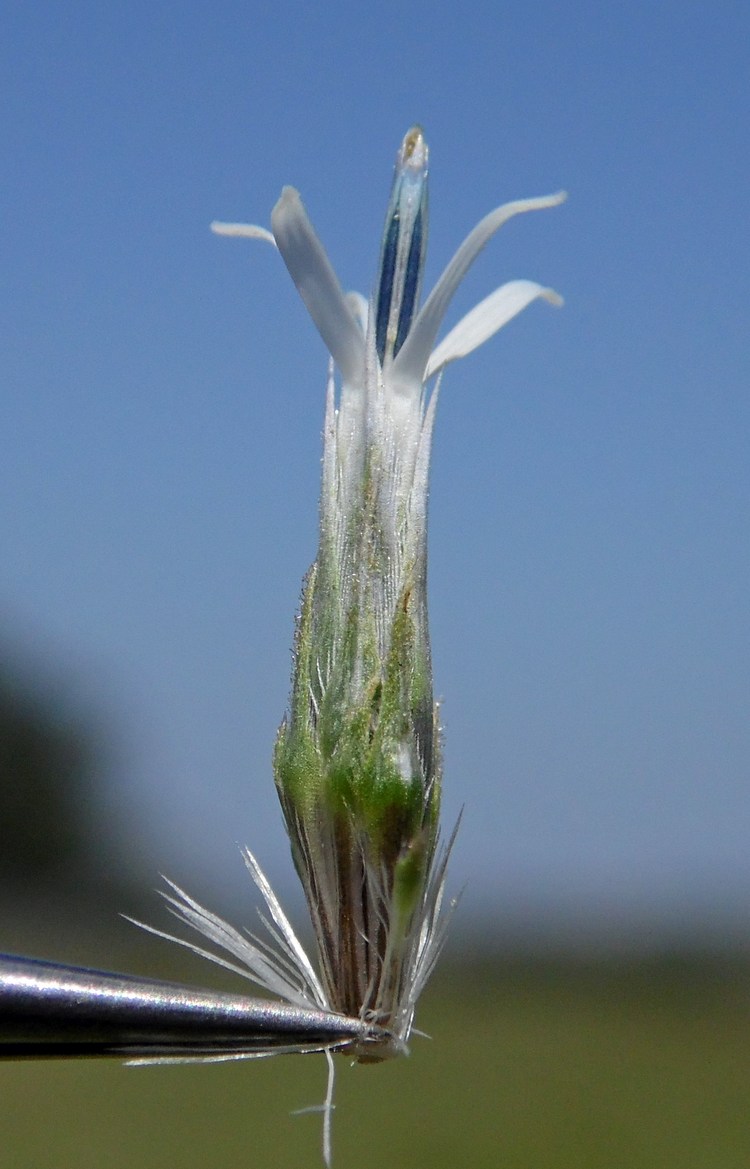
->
[2,1,748,944]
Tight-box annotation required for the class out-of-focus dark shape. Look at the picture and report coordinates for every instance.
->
[0,647,156,964]
[0,663,98,886]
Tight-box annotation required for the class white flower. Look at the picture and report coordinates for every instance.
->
[209,127,563,1047]
[150,127,563,1167]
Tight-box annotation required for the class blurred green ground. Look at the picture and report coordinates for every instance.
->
[2,949,748,1169]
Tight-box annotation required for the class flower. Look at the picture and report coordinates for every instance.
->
[210,126,563,1047]
[149,126,563,1164]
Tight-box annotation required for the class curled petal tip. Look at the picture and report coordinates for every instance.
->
[210,221,277,245]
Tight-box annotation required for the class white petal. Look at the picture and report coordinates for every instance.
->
[425,280,563,379]
[393,191,567,388]
[210,221,277,245]
[271,187,364,386]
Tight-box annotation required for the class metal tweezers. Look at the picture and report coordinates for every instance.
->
[0,953,365,1060]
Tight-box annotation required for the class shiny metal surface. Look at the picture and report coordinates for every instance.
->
[0,953,368,1059]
